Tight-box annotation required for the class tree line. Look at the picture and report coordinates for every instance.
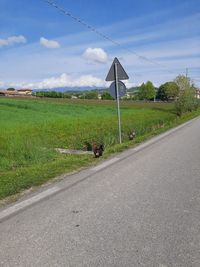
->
[35,74,199,116]
[132,75,199,116]
[35,90,114,100]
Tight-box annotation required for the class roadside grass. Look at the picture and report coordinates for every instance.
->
[0,97,199,200]
[0,154,93,200]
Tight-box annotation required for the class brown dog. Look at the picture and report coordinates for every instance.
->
[92,143,104,158]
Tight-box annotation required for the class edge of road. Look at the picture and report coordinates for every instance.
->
[0,115,199,223]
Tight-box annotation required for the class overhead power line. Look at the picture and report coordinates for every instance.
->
[44,0,199,82]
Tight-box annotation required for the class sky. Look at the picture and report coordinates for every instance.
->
[0,0,199,89]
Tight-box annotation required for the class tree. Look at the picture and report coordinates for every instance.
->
[138,81,156,100]
[174,75,199,116]
[174,75,191,91]
[157,82,179,101]
[36,91,45,97]
[84,91,98,99]
[7,88,15,91]
[101,91,114,100]
[138,83,145,100]
[63,93,71,99]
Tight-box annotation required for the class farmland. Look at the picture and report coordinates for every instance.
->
[0,97,200,200]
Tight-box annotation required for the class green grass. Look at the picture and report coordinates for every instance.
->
[0,97,199,200]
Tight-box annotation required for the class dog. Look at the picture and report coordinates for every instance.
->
[92,143,104,158]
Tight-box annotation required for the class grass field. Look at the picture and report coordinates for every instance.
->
[0,97,200,200]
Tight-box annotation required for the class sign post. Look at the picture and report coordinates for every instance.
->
[106,57,129,144]
[114,62,122,143]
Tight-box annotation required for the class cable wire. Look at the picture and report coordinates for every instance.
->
[44,0,199,82]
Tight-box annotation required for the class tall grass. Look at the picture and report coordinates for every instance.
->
[0,97,198,200]
[0,98,174,171]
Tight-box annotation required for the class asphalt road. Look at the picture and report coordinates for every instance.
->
[1,117,200,267]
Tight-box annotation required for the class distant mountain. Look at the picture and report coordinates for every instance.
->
[127,86,140,92]
[33,86,108,93]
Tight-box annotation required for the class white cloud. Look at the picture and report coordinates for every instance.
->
[16,73,106,89]
[123,80,135,88]
[36,73,106,88]
[40,37,60,49]
[83,47,108,63]
[0,12,200,88]
[0,74,135,89]
[0,35,26,47]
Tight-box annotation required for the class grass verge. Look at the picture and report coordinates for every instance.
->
[0,97,200,201]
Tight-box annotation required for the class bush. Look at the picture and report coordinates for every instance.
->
[175,88,199,116]
[138,81,156,100]
[84,91,98,99]
[101,91,114,100]
[174,75,199,116]
[157,82,179,101]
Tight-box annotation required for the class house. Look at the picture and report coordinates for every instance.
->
[71,95,78,99]
[195,89,200,99]
[0,90,6,96]
[0,90,19,96]
[17,89,32,95]
[0,88,33,97]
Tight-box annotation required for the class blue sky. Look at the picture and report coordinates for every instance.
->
[0,0,199,89]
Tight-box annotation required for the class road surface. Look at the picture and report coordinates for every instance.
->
[0,117,200,267]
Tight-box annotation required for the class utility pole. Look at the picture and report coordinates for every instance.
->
[186,68,188,78]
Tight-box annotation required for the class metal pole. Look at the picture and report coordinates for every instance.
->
[114,62,122,144]
[186,68,188,78]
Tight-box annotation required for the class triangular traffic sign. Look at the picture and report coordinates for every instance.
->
[105,57,129,81]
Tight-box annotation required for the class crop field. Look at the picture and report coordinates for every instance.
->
[0,97,200,200]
